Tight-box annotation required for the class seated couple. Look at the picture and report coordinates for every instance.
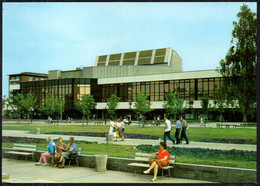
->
[36,136,77,168]
[143,142,171,182]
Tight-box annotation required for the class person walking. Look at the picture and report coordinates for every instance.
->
[109,117,116,138]
[115,119,123,142]
[163,116,175,145]
[175,116,182,144]
[48,116,51,125]
[121,119,125,141]
[180,116,189,144]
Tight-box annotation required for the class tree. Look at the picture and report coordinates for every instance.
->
[2,95,6,110]
[218,4,256,124]
[200,94,209,123]
[163,92,185,123]
[107,94,120,120]
[39,94,55,118]
[13,92,37,124]
[76,94,95,125]
[133,93,152,128]
[211,88,229,124]
[53,97,65,120]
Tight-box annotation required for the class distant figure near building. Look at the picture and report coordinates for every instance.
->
[48,116,51,125]
[180,116,189,144]
[163,116,175,145]
[175,116,182,144]
[157,116,160,126]
[200,116,204,126]
[68,117,71,123]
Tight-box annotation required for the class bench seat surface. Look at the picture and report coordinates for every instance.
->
[5,151,33,155]
[128,163,173,169]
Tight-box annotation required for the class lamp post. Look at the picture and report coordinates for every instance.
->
[104,106,107,125]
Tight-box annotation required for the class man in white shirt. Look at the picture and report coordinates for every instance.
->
[163,116,175,145]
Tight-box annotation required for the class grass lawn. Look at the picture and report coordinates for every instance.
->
[2,125,256,142]
[2,141,256,169]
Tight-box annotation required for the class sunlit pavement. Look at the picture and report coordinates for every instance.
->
[2,158,215,183]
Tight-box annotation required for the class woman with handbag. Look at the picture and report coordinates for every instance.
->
[109,117,116,138]
[143,142,170,182]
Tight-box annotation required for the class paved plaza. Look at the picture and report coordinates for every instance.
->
[2,158,215,183]
[2,129,256,151]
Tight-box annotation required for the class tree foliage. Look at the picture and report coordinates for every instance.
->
[134,93,152,117]
[13,92,37,117]
[163,92,185,121]
[76,94,95,125]
[218,4,256,123]
[107,94,120,119]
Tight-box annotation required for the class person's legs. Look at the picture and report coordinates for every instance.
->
[175,129,180,144]
[183,128,189,144]
[153,164,158,180]
[145,161,157,173]
[163,132,167,142]
[41,152,51,163]
[53,156,58,167]
[166,131,175,144]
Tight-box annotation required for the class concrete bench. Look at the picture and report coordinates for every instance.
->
[128,152,175,177]
[216,123,238,128]
[95,122,104,125]
[5,143,37,161]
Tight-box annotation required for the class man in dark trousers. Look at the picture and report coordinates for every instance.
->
[175,116,182,144]
[163,115,175,145]
[180,116,189,144]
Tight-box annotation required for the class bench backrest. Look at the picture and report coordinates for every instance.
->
[135,152,175,164]
[13,143,37,151]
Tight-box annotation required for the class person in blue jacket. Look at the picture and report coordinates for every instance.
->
[35,136,56,166]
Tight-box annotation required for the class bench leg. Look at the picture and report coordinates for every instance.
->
[134,167,136,176]
[161,169,164,177]
[76,158,79,166]
[168,169,171,177]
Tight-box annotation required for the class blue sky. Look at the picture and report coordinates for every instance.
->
[2,2,257,97]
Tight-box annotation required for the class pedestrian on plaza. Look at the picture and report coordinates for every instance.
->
[175,116,182,144]
[123,116,129,126]
[48,116,51,125]
[68,116,71,123]
[121,118,125,141]
[35,136,56,166]
[109,117,116,138]
[115,119,123,142]
[200,116,204,126]
[180,116,189,144]
[128,116,132,125]
[157,116,160,126]
[163,115,175,145]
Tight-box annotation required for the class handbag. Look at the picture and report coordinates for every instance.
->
[113,127,116,132]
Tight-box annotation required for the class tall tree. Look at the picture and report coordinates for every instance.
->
[13,92,37,124]
[163,92,185,122]
[39,94,55,118]
[107,94,120,120]
[218,4,256,124]
[76,94,95,125]
[134,93,152,128]
[54,97,65,120]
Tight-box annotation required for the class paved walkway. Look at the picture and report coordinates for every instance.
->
[2,158,214,183]
[2,130,256,151]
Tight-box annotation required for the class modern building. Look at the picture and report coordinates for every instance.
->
[9,47,254,121]
[8,72,48,101]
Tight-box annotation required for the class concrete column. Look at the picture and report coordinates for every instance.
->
[119,53,124,66]
[105,55,110,66]
[151,49,156,64]
[134,51,140,65]
[95,56,99,66]
[164,48,172,66]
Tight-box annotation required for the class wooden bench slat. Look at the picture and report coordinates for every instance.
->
[6,151,33,155]
[13,143,37,148]
[13,147,37,151]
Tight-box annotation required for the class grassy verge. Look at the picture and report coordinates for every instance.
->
[2,141,255,169]
[2,125,256,143]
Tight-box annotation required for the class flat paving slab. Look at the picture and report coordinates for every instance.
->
[2,158,214,183]
[3,130,256,151]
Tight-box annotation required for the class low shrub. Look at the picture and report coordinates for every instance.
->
[136,144,256,162]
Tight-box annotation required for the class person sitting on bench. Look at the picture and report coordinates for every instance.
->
[143,142,170,182]
[35,136,56,166]
[59,137,77,168]
[53,137,66,168]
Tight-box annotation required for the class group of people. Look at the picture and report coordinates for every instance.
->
[35,136,77,168]
[109,117,128,141]
[163,115,189,145]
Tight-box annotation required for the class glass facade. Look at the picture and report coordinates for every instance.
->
[99,77,223,102]
[20,78,99,110]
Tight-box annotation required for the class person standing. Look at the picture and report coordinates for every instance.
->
[200,116,204,126]
[163,116,175,145]
[48,116,51,125]
[115,119,123,142]
[121,119,125,141]
[180,116,189,144]
[157,116,160,126]
[175,116,182,144]
[109,118,116,138]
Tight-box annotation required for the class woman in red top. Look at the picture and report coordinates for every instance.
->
[143,142,170,181]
